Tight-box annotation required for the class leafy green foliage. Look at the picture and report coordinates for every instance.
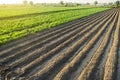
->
[94,1,98,6]
[59,1,64,6]
[115,0,120,7]
[0,7,109,45]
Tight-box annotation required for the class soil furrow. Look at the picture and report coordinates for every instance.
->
[25,11,114,80]
[14,12,111,77]
[0,10,111,66]
[77,12,118,80]
[0,12,109,77]
[103,12,120,80]
[1,9,119,80]
[53,11,116,80]
[0,10,107,58]
[91,16,117,80]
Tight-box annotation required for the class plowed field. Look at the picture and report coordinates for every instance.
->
[0,8,120,80]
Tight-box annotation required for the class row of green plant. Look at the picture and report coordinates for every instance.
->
[0,8,109,45]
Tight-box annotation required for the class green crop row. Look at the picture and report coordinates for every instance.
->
[0,8,109,45]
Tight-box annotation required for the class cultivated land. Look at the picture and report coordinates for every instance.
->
[0,6,89,18]
[0,6,108,45]
[0,8,120,80]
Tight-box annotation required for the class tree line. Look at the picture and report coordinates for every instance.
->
[59,0,120,7]
[23,0,33,5]
[23,0,120,7]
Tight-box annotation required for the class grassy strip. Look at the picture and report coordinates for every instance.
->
[0,6,87,18]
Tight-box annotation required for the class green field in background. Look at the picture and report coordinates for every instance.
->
[0,6,89,18]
